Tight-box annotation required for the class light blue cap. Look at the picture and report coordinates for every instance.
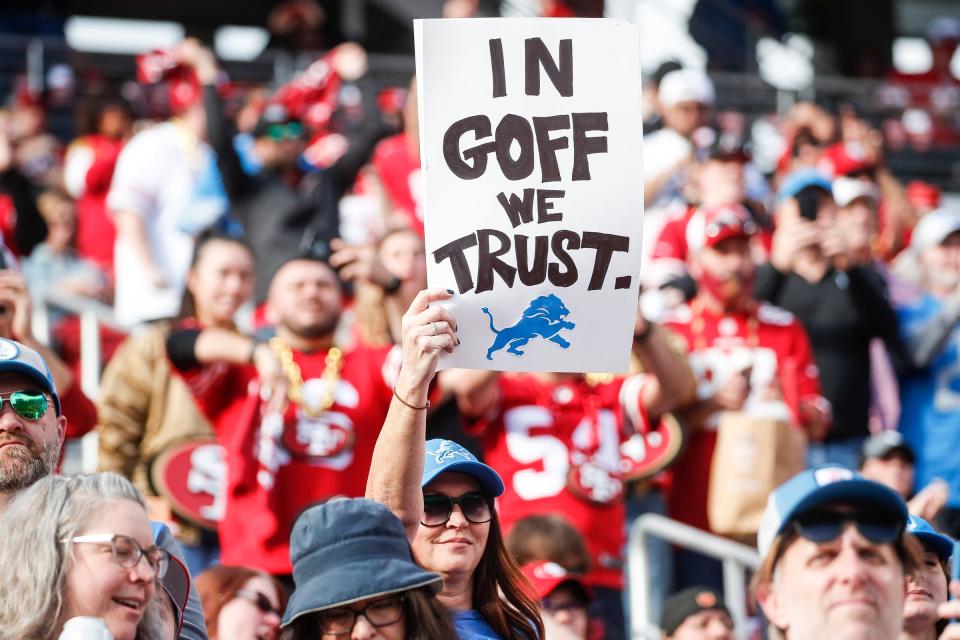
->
[757,465,908,559]
[422,439,504,497]
[906,515,954,561]
[776,168,833,204]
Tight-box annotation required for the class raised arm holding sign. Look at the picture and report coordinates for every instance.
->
[415,18,644,373]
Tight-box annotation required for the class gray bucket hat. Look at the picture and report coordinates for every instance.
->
[281,498,443,628]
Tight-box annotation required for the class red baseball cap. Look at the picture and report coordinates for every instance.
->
[521,561,593,601]
[817,141,875,177]
[687,203,757,252]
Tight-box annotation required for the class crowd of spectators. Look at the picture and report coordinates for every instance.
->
[0,5,959,640]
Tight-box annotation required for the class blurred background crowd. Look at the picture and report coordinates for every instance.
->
[0,0,959,639]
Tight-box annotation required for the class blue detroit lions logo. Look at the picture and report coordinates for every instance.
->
[429,440,473,463]
[482,294,575,360]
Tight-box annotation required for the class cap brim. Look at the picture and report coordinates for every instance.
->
[930,225,960,250]
[871,445,916,464]
[704,228,751,249]
[282,557,442,627]
[779,479,908,540]
[912,531,955,562]
[0,362,60,414]
[422,460,505,497]
[160,555,190,633]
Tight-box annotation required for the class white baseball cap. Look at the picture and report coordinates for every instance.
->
[833,177,879,208]
[910,208,960,253]
[658,69,715,108]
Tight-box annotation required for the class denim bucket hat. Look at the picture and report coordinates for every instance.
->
[281,498,443,628]
[422,439,504,497]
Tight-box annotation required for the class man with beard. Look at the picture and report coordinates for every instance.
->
[663,204,828,589]
[894,207,960,539]
[165,254,400,577]
[0,338,65,512]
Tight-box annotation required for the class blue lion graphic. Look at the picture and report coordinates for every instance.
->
[482,294,575,360]
[429,441,473,463]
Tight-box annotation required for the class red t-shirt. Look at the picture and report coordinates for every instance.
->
[468,373,652,590]
[66,133,123,272]
[200,344,400,574]
[663,301,823,531]
[372,133,423,236]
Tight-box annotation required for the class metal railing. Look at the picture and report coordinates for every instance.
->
[32,293,130,473]
[628,513,761,640]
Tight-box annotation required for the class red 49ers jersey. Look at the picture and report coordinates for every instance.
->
[372,133,423,236]
[202,344,400,574]
[469,373,652,590]
[663,301,823,531]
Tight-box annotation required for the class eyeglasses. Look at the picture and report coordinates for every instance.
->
[264,122,303,141]
[70,533,171,580]
[235,589,280,616]
[421,492,491,527]
[0,390,49,420]
[316,595,405,635]
[792,509,904,546]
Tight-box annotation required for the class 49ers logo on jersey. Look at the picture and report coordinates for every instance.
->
[282,412,356,460]
[279,377,359,464]
[149,437,226,531]
[567,458,624,505]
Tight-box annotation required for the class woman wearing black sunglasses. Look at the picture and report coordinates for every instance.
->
[367,288,543,640]
[195,564,287,640]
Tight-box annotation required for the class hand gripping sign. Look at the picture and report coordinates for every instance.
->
[415,18,644,372]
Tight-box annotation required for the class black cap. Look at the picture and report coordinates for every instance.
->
[861,431,915,465]
[651,60,684,87]
[660,586,730,635]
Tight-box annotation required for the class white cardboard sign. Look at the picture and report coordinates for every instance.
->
[415,18,644,373]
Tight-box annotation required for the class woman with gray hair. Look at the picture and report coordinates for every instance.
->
[0,472,172,640]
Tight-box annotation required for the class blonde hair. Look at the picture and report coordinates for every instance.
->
[0,473,146,640]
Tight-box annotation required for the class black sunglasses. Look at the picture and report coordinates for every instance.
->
[421,492,491,527]
[792,509,904,546]
[236,589,280,616]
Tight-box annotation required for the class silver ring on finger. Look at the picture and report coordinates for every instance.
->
[432,322,439,336]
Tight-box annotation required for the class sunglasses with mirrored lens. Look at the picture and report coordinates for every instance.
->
[236,589,280,616]
[264,122,303,141]
[792,509,904,546]
[0,391,49,420]
[421,492,491,527]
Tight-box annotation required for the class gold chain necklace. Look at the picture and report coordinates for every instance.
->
[268,337,343,418]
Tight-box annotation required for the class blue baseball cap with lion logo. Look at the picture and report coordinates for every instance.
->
[757,465,907,559]
[422,439,504,497]
[0,338,60,415]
